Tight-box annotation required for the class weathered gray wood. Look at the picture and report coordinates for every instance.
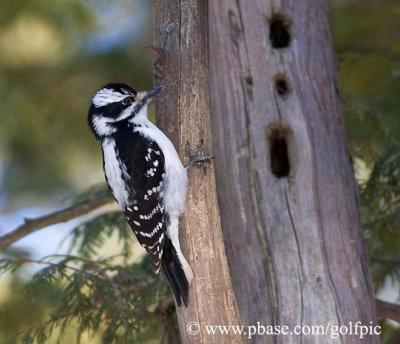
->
[152,1,245,343]
[208,1,379,343]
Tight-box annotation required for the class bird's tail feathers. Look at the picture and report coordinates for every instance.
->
[162,236,192,307]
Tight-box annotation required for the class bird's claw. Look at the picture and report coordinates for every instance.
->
[185,139,214,171]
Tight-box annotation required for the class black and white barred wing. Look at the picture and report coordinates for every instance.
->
[115,131,166,273]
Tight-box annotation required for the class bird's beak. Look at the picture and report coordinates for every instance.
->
[135,85,163,104]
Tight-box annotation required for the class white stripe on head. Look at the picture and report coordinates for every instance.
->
[115,103,136,121]
[92,88,130,108]
[91,99,136,137]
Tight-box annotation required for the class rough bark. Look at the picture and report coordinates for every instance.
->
[208,1,379,343]
[152,1,244,343]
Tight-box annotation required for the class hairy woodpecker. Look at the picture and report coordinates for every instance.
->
[88,83,192,306]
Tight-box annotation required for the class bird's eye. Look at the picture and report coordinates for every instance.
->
[121,97,133,106]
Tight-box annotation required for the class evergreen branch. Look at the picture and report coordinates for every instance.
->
[371,258,400,269]
[0,256,157,295]
[375,182,400,191]
[376,299,400,323]
[65,211,131,260]
[0,257,89,274]
[0,192,115,249]
[10,255,170,344]
[92,263,122,298]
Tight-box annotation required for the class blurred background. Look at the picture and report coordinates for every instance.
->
[0,0,153,253]
[0,0,399,343]
[0,1,154,342]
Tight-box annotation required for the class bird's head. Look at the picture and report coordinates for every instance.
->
[88,82,162,139]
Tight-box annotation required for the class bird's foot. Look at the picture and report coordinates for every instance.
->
[185,139,214,171]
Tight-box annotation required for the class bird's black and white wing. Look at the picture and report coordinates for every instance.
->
[114,128,166,273]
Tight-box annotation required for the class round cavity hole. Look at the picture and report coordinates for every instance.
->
[269,13,291,48]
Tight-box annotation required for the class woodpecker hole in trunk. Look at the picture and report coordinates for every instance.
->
[245,75,254,86]
[268,124,291,178]
[274,74,290,96]
[269,13,291,48]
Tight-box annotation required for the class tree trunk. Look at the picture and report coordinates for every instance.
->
[152,1,244,343]
[208,1,379,343]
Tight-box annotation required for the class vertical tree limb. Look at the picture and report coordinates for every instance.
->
[152,1,244,343]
